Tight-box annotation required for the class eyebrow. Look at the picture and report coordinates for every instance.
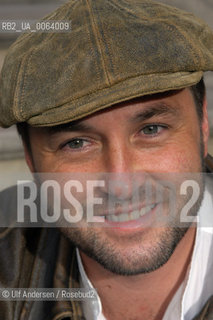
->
[131,102,179,123]
[47,122,94,134]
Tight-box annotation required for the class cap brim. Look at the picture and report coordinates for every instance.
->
[28,70,203,127]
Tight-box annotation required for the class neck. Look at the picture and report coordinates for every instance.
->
[79,227,196,320]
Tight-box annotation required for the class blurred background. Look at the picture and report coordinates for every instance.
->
[0,0,213,190]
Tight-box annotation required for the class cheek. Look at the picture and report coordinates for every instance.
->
[156,150,201,173]
[32,153,99,173]
[134,138,202,173]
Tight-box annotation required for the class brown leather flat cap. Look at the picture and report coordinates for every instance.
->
[1,0,213,127]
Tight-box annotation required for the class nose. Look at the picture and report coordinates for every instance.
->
[100,139,145,200]
[103,137,133,174]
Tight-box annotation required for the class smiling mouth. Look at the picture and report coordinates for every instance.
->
[105,204,156,223]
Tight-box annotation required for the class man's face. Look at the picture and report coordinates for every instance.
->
[26,88,209,275]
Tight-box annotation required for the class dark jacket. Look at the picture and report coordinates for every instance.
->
[0,155,213,320]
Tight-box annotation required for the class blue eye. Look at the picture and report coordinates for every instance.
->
[66,138,89,149]
[141,125,165,135]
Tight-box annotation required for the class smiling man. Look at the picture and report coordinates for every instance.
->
[0,0,213,320]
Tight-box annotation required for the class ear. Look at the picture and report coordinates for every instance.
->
[201,95,209,157]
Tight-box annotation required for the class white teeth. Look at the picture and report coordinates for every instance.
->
[140,205,154,216]
[105,204,155,222]
[119,213,129,222]
[131,210,140,220]
[107,214,118,222]
[111,215,119,222]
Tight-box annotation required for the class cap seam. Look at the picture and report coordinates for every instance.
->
[14,50,35,122]
[86,0,111,86]
[16,32,60,121]
[93,0,119,79]
[82,1,103,93]
[13,52,33,122]
[8,58,22,123]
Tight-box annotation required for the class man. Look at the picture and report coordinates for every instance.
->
[0,0,213,319]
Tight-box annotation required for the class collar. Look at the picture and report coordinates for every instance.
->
[76,248,106,320]
[181,180,213,319]
[162,180,213,320]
